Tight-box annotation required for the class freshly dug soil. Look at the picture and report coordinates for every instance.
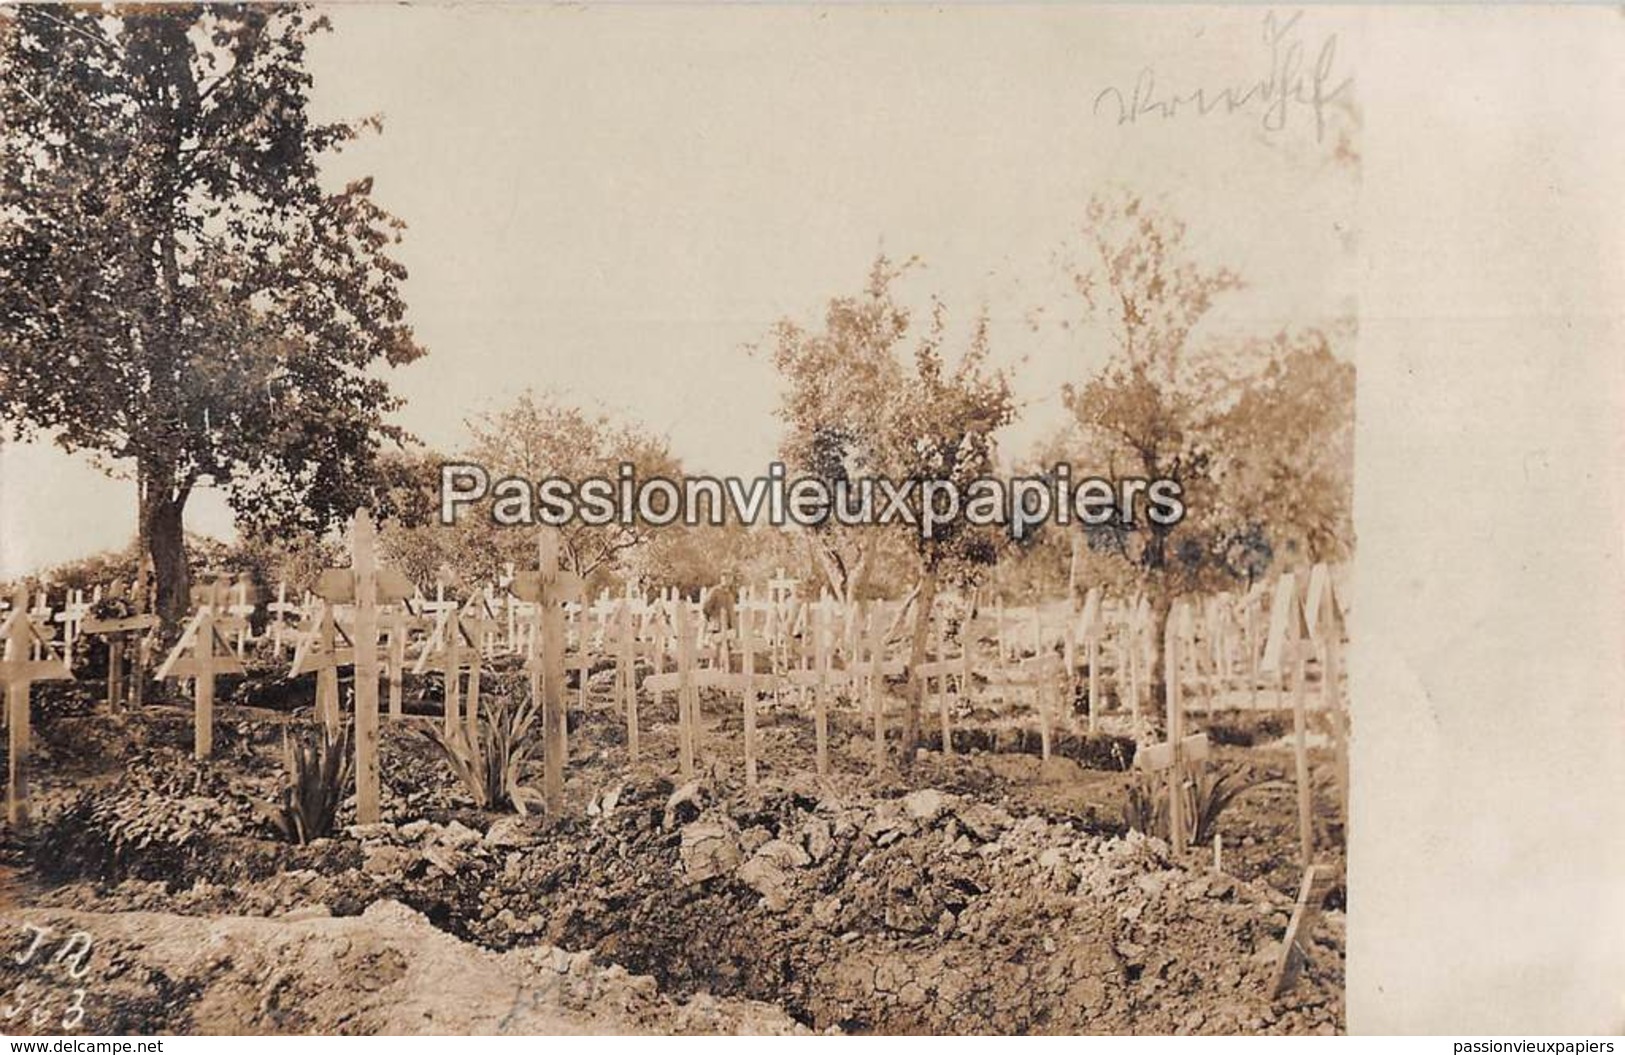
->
[2,667,1345,1035]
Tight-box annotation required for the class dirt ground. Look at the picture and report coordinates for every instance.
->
[0,659,1345,1035]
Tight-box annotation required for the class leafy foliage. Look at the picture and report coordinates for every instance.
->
[421,692,545,815]
[0,6,424,621]
[34,755,244,882]
[1187,766,1279,847]
[764,255,1019,753]
[1056,190,1354,684]
[762,256,1017,601]
[377,392,681,592]
[252,723,355,844]
[1074,732,1139,772]
[1121,763,1279,848]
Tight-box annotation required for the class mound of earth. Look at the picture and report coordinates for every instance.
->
[0,899,809,1036]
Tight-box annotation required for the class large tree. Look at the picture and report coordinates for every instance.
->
[462,389,683,583]
[767,256,1016,760]
[1060,190,1354,692]
[0,5,423,623]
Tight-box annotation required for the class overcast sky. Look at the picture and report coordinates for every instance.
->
[1,5,1359,578]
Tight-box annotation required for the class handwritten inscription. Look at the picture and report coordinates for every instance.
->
[1093,11,1352,142]
[3,923,94,1032]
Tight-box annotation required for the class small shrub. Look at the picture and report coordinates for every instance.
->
[1187,765,1280,847]
[1076,732,1137,771]
[1202,712,1290,748]
[1122,772,1168,836]
[251,723,354,844]
[1121,763,1279,847]
[33,755,241,882]
[1204,722,1256,748]
[421,692,544,814]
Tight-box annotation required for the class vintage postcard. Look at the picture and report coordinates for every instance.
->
[0,2,1618,1039]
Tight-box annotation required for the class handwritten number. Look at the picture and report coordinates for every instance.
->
[14,924,50,966]
[61,988,87,1031]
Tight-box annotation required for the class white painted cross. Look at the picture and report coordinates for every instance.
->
[511,528,585,811]
[3,587,72,828]
[157,579,246,760]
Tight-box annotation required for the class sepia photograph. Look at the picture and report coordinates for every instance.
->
[0,1,1611,1040]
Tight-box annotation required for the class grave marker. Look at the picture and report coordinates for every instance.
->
[511,528,584,812]
[1261,573,1314,868]
[3,588,72,828]
[1080,587,1103,733]
[81,581,159,712]
[156,580,246,760]
[1270,865,1337,999]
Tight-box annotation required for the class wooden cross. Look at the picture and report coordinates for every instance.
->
[81,581,159,712]
[614,598,641,761]
[1305,563,1349,832]
[25,591,54,662]
[300,510,412,823]
[52,589,92,658]
[588,591,620,647]
[809,594,846,775]
[156,579,246,760]
[1270,864,1338,998]
[563,599,591,715]
[643,596,710,780]
[3,587,72,828]
[475,585,504,659]
[227,577,257,658]
[375,600,419,720]
[1261,572,1315,867]
[291,598,352,731]
[988,591,1001,676]
[738,600,767,787]
[412,592,479,737]
[1125,600,1211,856]
[457,593,501,726]
[1237,581,1266,708]
[1079,587,1104,733]
[419,582,458,623]
[511,528,585,812]
[864,601,887,773]
[674,599,703,777]
[912,613,961,761]
[267,582,303,657]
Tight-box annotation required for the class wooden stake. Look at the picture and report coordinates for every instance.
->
[352,511,381,825]
[934,619,952,761]
[1165,603,1187,857]
[1325,621,1349,832]
[5,674,26,828]
[742,606,759,788]
[1291,618,1313,869]
[867,602,885,775]
[812,601,829,776]
[1036,672,1052,762]
[675,601,696,779]
[194,608,217,759]
[442,607,463,738]
[317,602,340,733]
[1271,865,1335,998]
[387,618,406,719]
[619,601,639,762]
[3,588,70,829]
[510,529,582,813]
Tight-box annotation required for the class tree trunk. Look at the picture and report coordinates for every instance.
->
[1146,584,1172,730]
[142,481,191,628]
[902,565,939,762]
